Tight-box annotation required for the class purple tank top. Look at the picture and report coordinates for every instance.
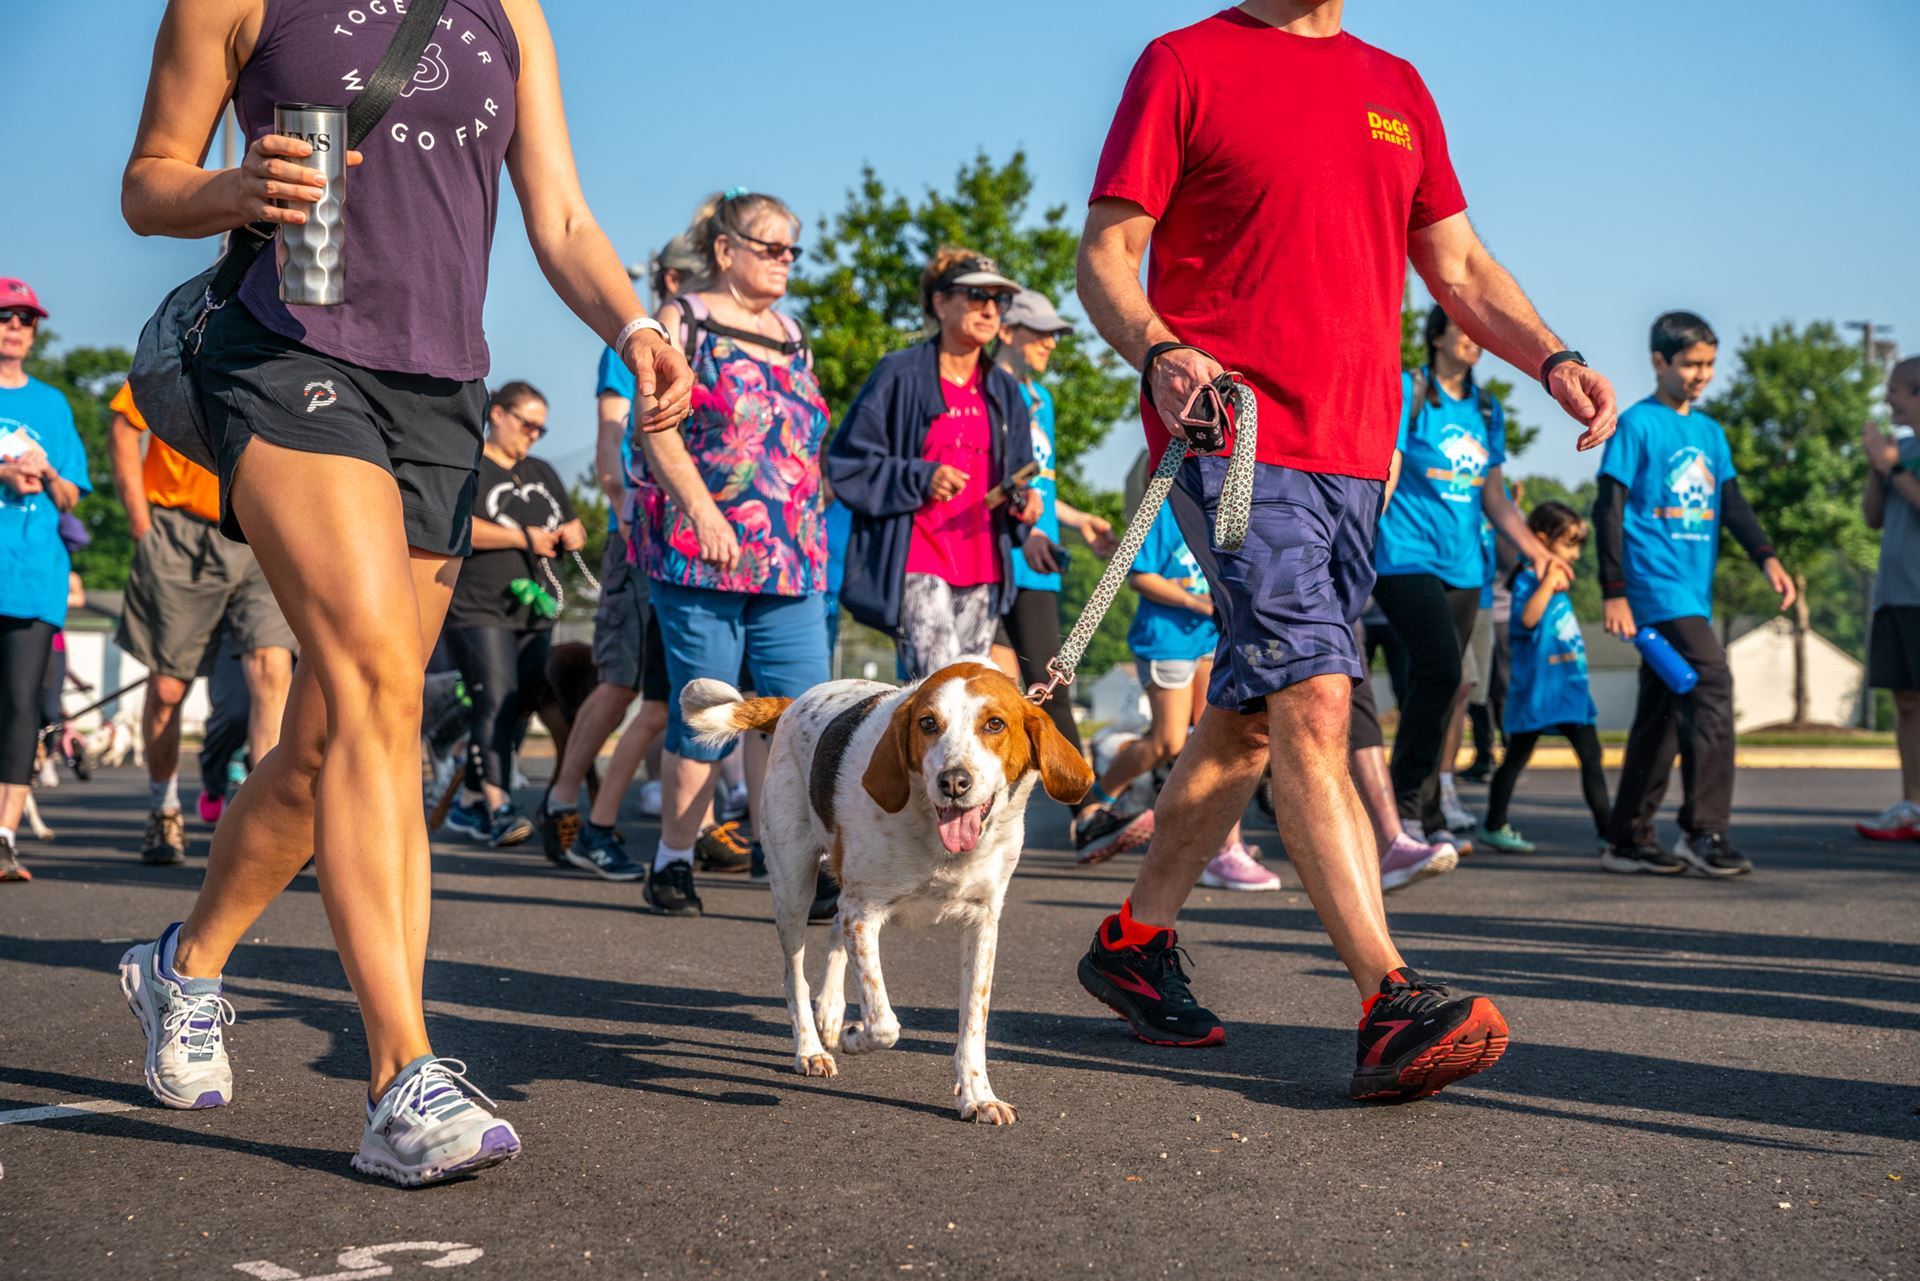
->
[234,0,519,380]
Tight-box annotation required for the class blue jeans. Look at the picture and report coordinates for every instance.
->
[652,580,831,761]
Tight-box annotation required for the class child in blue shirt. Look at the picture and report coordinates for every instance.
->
[1478,503,1608,854]
[1593,311,1795,877]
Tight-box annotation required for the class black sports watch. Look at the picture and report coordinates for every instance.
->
[1539,350,1587,389]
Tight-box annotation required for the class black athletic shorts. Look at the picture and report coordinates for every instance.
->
[195,299,486,556]
[1869,605,1920,692]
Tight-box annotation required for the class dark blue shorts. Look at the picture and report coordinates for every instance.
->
[1169,456,1382,713]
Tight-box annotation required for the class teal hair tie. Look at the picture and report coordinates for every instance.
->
[723,186,750,200]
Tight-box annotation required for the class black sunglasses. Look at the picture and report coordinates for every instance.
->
[958,287,1010,310]
[0,308,38,327]
[729,231,804,264]
[500,405,546,437]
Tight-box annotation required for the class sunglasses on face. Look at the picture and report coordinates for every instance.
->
[501,406,546,437]
[959,287,1010,311]
[0,309,38,328]
[728,232,804,264]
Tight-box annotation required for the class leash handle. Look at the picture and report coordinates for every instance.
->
[1029,374,1257,705]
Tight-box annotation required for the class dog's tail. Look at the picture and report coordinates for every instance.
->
[681,679,792,750]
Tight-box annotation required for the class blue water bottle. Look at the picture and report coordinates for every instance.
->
[1634,627,1699,694]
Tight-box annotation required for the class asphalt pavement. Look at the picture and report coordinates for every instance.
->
[1,758,1914,1280]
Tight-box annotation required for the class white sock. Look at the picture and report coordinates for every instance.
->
[1439,773,1458,802]
[0,826,14,847]
[151,775,180,813]
[653,840,694,872]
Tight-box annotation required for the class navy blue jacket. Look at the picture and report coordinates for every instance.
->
[825,338,1034,634]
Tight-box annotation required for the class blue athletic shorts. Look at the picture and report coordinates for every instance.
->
[1168,455,1381,713]
[651,580,831,761]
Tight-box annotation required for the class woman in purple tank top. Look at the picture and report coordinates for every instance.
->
[119,0,692,1186]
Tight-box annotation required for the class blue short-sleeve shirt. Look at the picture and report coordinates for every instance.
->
[1011,381,1064,593]
[1505,567,1597,734]
[1127,514,1219,661]
[0,378,93,628]
[1375,369,1506,587]
[1598,396,1736,625]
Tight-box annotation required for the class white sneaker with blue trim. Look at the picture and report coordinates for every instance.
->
[353,1056,521,1186]
[118,923,235,1109]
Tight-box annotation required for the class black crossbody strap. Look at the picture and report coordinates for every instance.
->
[209,0,449,301]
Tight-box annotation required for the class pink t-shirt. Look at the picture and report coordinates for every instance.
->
[905,371,1001,587]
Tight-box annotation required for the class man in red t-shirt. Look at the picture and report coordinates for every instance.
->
[1073,1,1619,1103]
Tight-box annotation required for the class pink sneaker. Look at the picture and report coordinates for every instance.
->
[197,793,225,825]
[1380,833,1458,892]
[1199,841,1282,891]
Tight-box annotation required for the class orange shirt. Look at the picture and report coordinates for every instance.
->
[111,382,221,524]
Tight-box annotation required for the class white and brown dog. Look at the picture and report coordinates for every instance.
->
[684,662,1092,1124]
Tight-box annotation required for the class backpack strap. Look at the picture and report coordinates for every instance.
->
[1475,386,1497,436]
[1407,366,1431,412]
[669,291,710,356]
[671,292,809,363]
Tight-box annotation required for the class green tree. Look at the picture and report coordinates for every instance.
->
[1703,321,1876,725]
[24,331,135,590]
[791,152,1141,675]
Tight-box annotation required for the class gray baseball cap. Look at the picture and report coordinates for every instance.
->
[1000,288,1073,335]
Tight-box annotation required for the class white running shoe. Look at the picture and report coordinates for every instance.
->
[119,923,235,1109]
[639,779,663,819]
[1199,841,1282,891]
[353,1056,522,1187]
[1440,796,1478,836]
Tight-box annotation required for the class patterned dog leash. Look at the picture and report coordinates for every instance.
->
[1027,370,1257,706]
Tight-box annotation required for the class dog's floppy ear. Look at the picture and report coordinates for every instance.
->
[862,696,917,814]
[1025,702,1094,804]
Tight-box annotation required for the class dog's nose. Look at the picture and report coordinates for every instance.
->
[937,767,973,800]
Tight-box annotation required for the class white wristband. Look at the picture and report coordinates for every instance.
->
[614,316,668,353]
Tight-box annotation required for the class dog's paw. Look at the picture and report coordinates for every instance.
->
[793,1050,838,1077]
[958,1095,1017,1126]
[839,1020,899,1055]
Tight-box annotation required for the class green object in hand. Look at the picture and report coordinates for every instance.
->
[508,576,559,620]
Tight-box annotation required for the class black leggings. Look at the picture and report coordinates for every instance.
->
[1370,573,1478,828]
[1485,722,1611,837]
[995,587,1089,810]
[444,625,551,794]
[1,616,57,785]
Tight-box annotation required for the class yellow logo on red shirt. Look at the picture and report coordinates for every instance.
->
[1367,107,1414,152]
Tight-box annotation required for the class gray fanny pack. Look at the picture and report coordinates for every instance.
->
[126,0,446,470]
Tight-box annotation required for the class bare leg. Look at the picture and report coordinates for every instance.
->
[586,699,664,829]
[171,442,459,1096]
[954,910,1014,1124]
[1092,682,1193,806]
[0,783,28,833]
[1265,675,1403,992]
[1350,744,1405,851]
[550,682,636,812]
[1899,691,1920,804]
[1125,706,1269,925]
[660,750,720,849]
[142,675,189,797]
[240,647,293,763]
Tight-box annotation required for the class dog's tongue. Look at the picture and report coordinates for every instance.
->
[937,804,985,854]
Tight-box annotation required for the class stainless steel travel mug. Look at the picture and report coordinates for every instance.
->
[273,102,347,306]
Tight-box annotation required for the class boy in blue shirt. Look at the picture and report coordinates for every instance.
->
[1593,312,1795,876]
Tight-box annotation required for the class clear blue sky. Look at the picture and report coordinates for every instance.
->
[7,0,1917,487]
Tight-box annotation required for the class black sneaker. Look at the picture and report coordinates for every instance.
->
[1458,757,1492,785]
[1072,807,1155,865]
[0,835,30,882]
[487,804,534,847]
[695,820,753,873]
[809,868,840,923]
[1076,916,1225,1047]
[539,801,581,866]
[564,824,645,882]
[749,842,768,883]
[1351,967,1509,1102]
[140,809,187,866]
[1673,831,1752,877]
[1599,842,1687,875]
[645,859,703,916]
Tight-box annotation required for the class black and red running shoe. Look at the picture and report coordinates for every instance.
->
[1350,968,1508,1102]
[1077,917,1226,1047]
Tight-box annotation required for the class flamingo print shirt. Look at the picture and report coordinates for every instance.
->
[631,327,831,596]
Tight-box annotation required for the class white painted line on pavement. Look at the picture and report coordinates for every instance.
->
[0,1099,141,1126]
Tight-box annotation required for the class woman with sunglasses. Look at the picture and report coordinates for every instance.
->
[441,381,583,848]
[631,190,833,918]
[828,249,1039,678]
[115,0,692,1185]
[0,279,91,884]
[1370,304,1565,849]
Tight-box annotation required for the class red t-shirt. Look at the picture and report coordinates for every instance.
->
[905,371,1002,587]
[1090,10,1466,480]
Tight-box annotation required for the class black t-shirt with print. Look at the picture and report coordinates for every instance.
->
[448,453,578,630]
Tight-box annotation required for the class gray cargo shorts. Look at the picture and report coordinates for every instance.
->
[115,505,298,680]
[590,531,651,690]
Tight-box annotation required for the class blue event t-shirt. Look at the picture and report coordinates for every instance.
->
[1374,369,1505,586]
[1478,514,1497,609]
[0,378,93,628]
[597,346,638,533]
[1505,567,1597,734]
[1012,381,1064,593]
[1598,396,1736,625]
[1127,514,1218,661]
[825,499,852,596]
